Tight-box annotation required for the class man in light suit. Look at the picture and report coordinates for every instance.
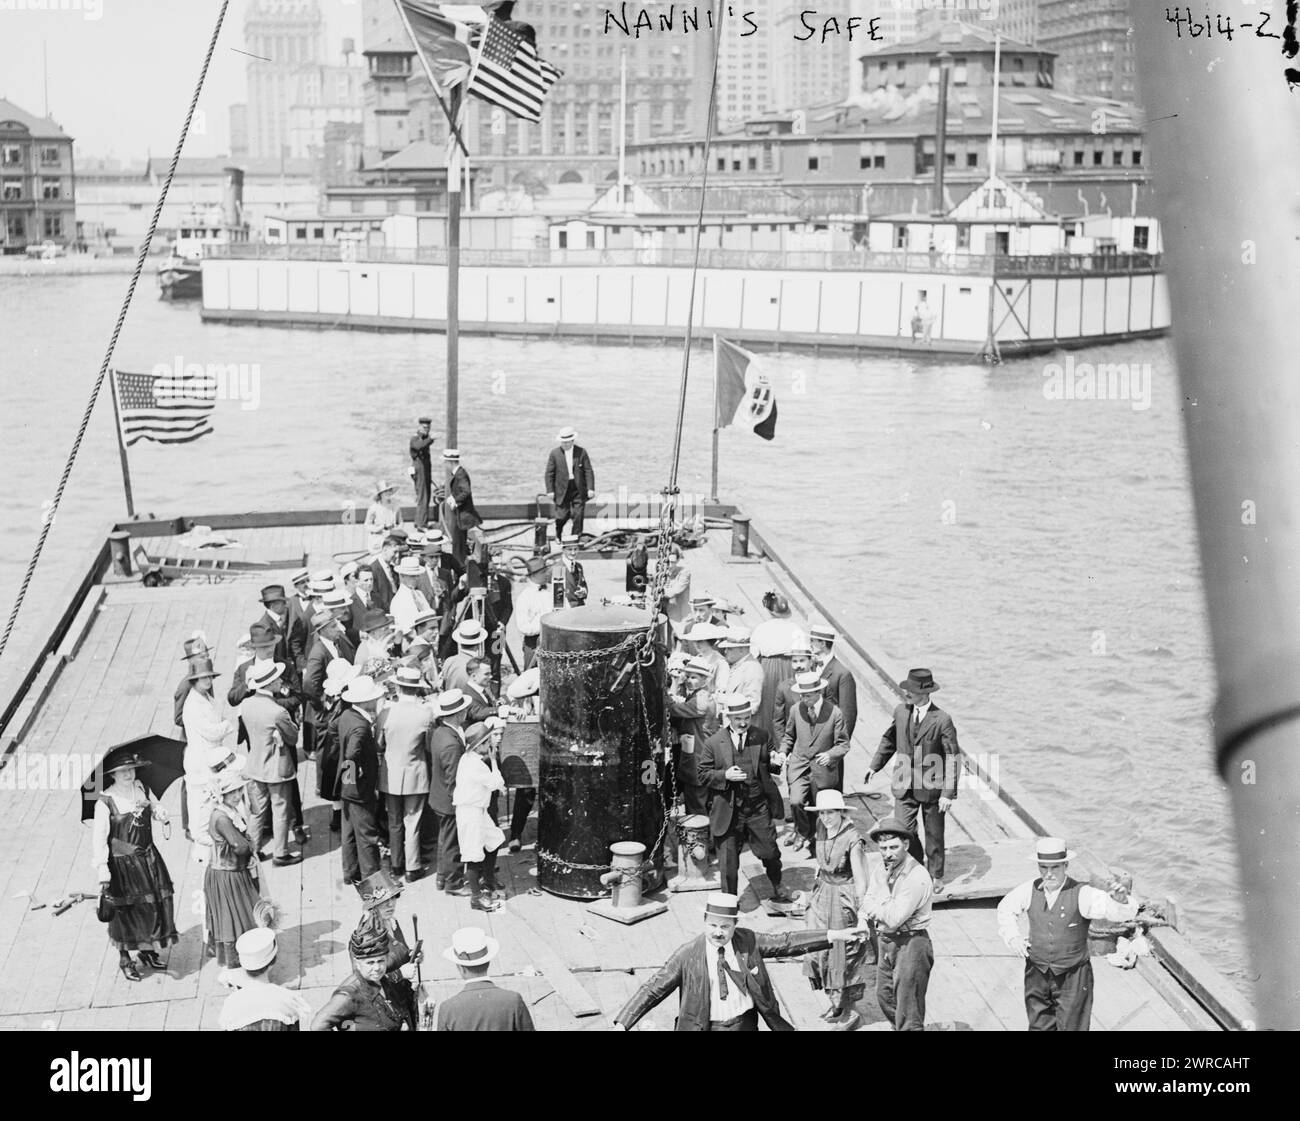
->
[376,667,435,883]
[239,660,302,866]
[443,449,483,565]
[698,695,791,902]
[390,555,434,636]
[867,668,960,892]
[437,928,534,1031]
[543,426,596,542]
[810,622,859,739]
[779,671,849,856]
[613,893,850,1031]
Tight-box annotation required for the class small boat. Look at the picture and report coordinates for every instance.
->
[157,168,249,300]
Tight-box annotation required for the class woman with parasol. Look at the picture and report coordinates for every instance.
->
[204,754,262,966]
[91,753,180,981]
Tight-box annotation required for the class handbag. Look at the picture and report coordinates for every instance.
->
[96,888,115,924]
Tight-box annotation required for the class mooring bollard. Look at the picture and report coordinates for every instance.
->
[730,514,750,558]
[669,814,720,893]
[588,840,668,925]
[108,530,133,577]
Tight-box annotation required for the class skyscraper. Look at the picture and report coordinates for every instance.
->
[244,0,327,160]
[916,0,1040,43]
[1038,0,1137,101]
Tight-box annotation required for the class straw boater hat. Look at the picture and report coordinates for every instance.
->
[259,584,287,605]
[359,869,404,910]
[720,694,753,718]
[206,746,247,777]
[442,449,460,461]
[395,556,424,578]
[393,665,430,693]
[704,892,740,921]
[716,626,752,651]
[690,594,716,609]
[341,674,385,705]
[681,656,714,678]
[442,926,499,967]
[340,560,359,580]
[234,927,277,972]
[374,480,396,499]
[813,789,848,813]
[434,689,472,718]
[792,670,827,694]
[557,426,576,442]
[213,761,250,796]
[247,661,285,692]
[309,571,336,595]
[900,668,940,694]
[507,666,540,700]
[789,633,813,657]
[291,568,311,589]
[322,589,349,612]
[1034,837,1076,865]
[410,608,439,631]
[869,816,916,843]
[188,656,220,681]
[453,619,486,647]
[684,621,728,643]
[809,622,837,645]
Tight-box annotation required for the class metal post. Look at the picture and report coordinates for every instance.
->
[730,514,750,558]
[446,85,462,455]
[933,51,952,216]
[1133,1,1300,1029]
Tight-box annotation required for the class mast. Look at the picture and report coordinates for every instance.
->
[989,33,1001,181]
[618,48,628,211]
[446,85,462,454]
[1133,4,1300,1028]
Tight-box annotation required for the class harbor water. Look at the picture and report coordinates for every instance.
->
[0,272,1245,991]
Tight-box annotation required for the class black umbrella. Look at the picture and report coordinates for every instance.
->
[79,734,186,822]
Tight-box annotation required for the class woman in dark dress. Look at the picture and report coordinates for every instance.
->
[92,756,179,981]
[204,759,262,966]
[311,916,415,1031]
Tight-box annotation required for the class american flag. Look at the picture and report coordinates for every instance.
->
[468,16,562,123]
[112,369,216,446]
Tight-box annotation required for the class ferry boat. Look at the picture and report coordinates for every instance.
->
[157,168,249,302]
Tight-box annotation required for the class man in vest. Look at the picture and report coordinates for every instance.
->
[996,837,1140,1031]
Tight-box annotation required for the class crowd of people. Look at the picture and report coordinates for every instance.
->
[87,418,1142,1031]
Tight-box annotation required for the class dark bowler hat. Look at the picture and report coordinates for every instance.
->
[248,622,278,648]
[869,816,916,844]
[259,584,287,605]
[900,668,939,694]
[361,608,391,633]
[417,415,433,425]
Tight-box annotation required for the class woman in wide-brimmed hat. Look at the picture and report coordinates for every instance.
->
[316,657,357,834]
[453,720,507,913]
[203,756,264,967]
[364,480,402,555]
[92,755,179,982]
[804,789,872,1030]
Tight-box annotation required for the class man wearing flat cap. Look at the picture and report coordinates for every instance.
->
[613,892,856,1031]
[698,695,792,903]
[996,838,1140,1031]
[410,416,436,529]
[867,668,960,892]
[858,816,935,1031]
[543,426,596,544]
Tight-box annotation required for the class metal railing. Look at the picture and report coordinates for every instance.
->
[207,242,1162,276]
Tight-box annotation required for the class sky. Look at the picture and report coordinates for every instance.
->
[0,0,364,161]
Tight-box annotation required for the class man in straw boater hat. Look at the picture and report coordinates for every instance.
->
[543,424,596,544]
[322,586,360,649]
[312,913,417,1031]
[376,666,436,884]
[218,923,313,1031]
[390,554,435,636]
[238,659,303,867]
[442,448,483,565]
[668,654,719,817]
[613,892,858,1031]
[716,625,763,714]
[780,670,849,856]
[302,609,355,758]
[808,621,858,738]
[996,837,1140,1031]
[866,668,960,892]
[428,688,473,894]
[436,927,535,1031]
[337,674,387,886]
[698,694,793,903]
[286,567,316,675]
[410,414,436,528]
[441,618,487,693]
[772,632,816,737]
[857,816,935,1031]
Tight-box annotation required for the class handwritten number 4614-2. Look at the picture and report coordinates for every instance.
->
[1165,6,1300,87]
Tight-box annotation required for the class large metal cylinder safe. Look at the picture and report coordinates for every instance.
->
[536,605,666,899]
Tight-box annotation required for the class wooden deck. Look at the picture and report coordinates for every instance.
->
[0,520,1223,1031]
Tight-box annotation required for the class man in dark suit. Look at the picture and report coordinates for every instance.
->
[779,671,849,855]
[369,536,402,614]
[810,622,859,739]
[771,636,816,739]
[285,569,315,676]
[463,658,499,724]
[442,449,483,565]
[410,415,436,528]
[698,695,792,902]
[228,624,302,720]
[302,611,357,756]
[253,584,292,664]
[867,668,960,892]
[426,689,472,894]
[543,426,596,542]
[338,674,385,886]
[613,892,852,1031]
[436,928,534,1031]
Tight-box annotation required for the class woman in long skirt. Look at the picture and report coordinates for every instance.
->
[454,722,506,913]
[805,790,871,1030]
[93,755,179,982]
[204,759,262,966]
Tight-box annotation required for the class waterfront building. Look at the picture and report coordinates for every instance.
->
[0,98,76,254]
[1037,0,1136,102]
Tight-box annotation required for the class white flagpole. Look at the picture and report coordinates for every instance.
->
[711,335,720,502]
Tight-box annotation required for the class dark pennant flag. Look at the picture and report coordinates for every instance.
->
[113,369,216,446]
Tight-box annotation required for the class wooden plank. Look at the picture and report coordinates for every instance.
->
[494,908,601,1017]
[1146,927,1255,1029]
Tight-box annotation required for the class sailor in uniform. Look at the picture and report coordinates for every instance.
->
[410,415,436,528]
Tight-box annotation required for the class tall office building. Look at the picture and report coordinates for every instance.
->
[916,0,1040,43]
[1038,0,1136,101]
[769,4,855,112]
[244,0,327,159]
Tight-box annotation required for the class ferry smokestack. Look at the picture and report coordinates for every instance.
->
[932,51,952,217]
[223,166,244,230]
